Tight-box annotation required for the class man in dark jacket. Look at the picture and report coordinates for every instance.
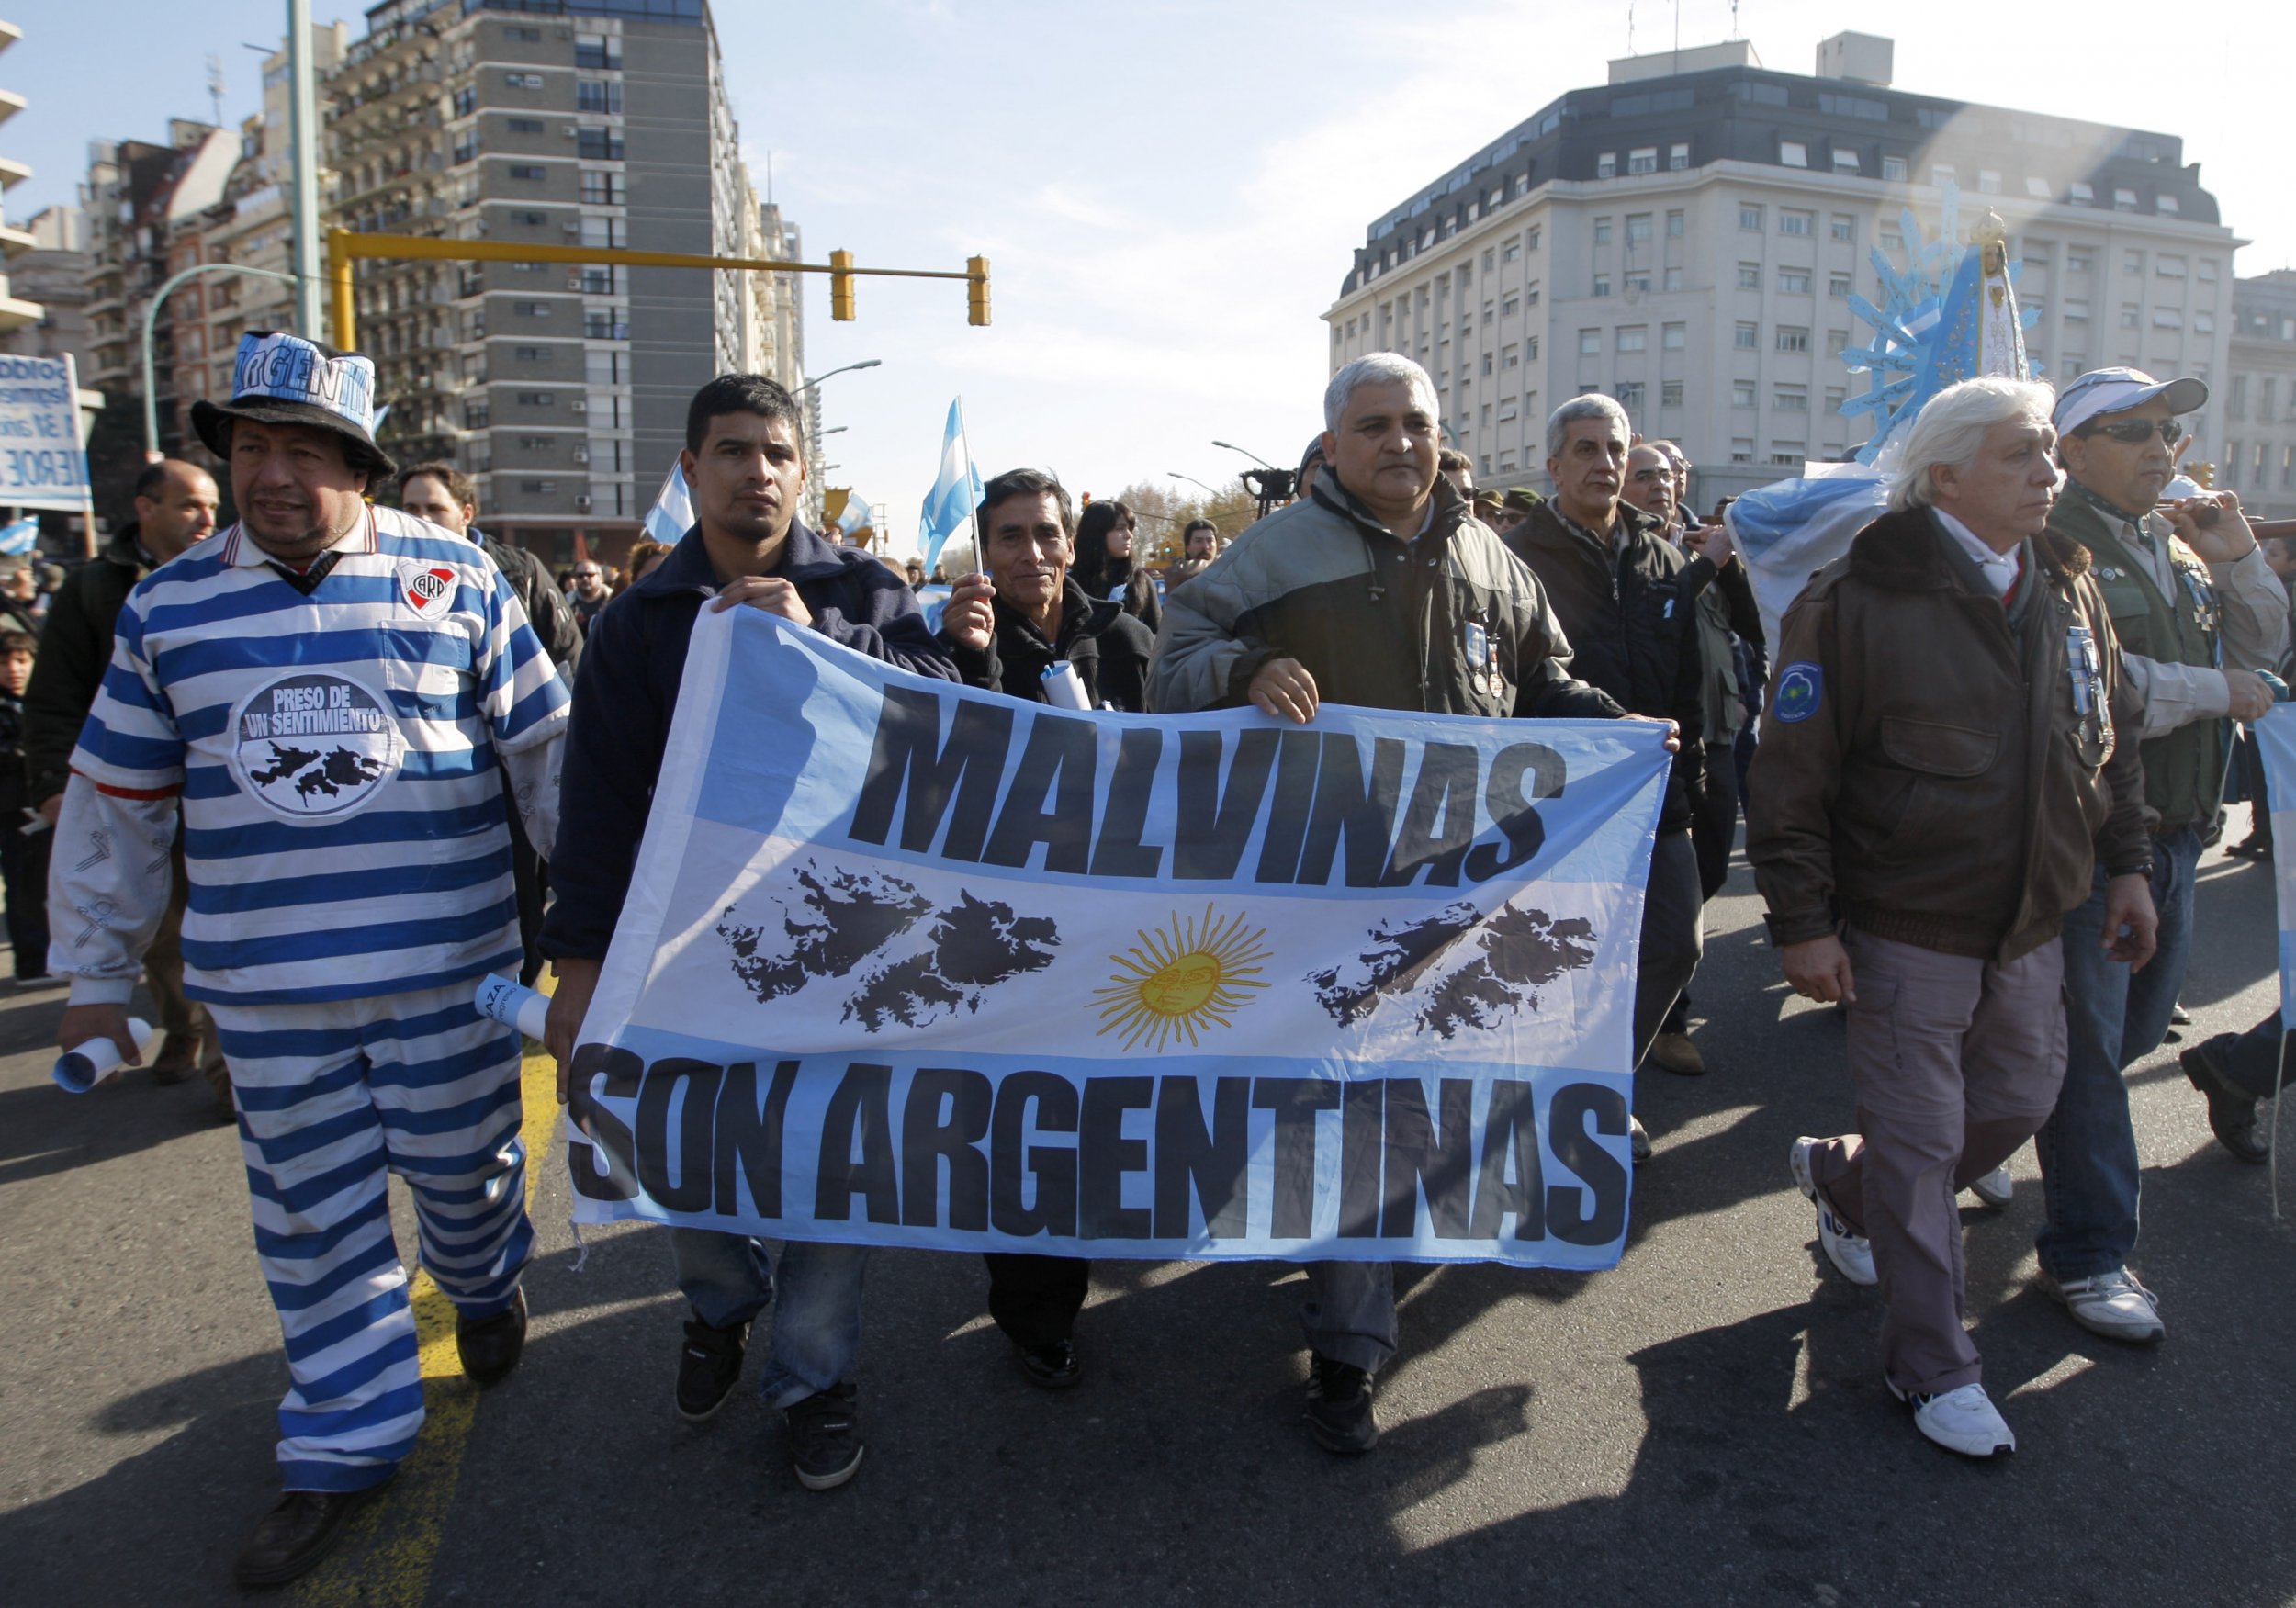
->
[399,462,581,985]
[1748,377,2155,1458]
[1505,396,1711,1117]
[1154,353,1648,1459]
[25,456,221,1095]
[541,374,957,1495]
[933,467,1154,1394]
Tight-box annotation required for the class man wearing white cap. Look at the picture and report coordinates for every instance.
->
[2035,366,2289,1344]
[47,331,570,1584]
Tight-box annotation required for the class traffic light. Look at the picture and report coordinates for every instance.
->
[967,255,991,326]
[830,250,855,321]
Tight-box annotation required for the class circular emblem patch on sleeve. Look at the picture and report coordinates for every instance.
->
[397,557,460,621]
[228,670,403,820]
[1772,661,1824,725]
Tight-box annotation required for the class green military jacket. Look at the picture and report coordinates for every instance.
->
[2047,488,2220,829]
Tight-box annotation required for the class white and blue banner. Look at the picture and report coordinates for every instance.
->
[2254,705,2296,1030]
[566,608,1671,1267]
[0,355,90,512]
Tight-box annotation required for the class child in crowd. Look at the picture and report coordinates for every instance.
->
[0,628,50,983]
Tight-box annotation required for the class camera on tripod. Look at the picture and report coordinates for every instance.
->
[1241,467,1295,517]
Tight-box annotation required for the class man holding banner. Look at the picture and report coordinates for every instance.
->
[1152,352,1651,1453]
[1749,377,2156,1458]
[2033,367,2288,1344]
[542,374,957,1491]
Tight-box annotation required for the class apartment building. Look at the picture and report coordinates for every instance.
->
[329,0,800,562]
[1324,34,2239,509]
[2224,272,2296,522]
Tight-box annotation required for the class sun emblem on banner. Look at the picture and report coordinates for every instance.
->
[1092,905,1273,1052]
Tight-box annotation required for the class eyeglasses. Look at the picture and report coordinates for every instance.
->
[2079,418,2183,446]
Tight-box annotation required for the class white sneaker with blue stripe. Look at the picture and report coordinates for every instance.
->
[1790,1137,1878,1286]
[1889,1379,2016,1458]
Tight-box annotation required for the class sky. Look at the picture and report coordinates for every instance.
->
[7,0,2295,551]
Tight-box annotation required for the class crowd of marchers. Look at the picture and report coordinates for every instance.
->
[26,323,2296,1587]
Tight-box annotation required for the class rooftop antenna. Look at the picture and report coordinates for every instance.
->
[1731,0,1741,39]
[1627,0,1634,54]
[206,53,226,129]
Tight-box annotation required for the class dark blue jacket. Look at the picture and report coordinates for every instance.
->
[541,520,959,961]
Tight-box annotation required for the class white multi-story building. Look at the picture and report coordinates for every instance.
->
[1324,34,2241,511]
[2224,272,2296,522]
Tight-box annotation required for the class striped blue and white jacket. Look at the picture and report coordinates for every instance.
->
[52,504,568,1006]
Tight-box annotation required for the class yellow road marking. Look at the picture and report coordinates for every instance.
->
[292,1026,558,1607]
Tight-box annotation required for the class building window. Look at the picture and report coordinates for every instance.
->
[1661,379,1683,406]
[1740,204,1764,231]
[1829,274,1851,298]
[1830,214,1856,243]
[514,344,546,361]
[1779,209,1813,237]
[1525,281,1540,306]
[1502,343,1518,369]
[1527,226,1542,251]
[1774,386,1808,411]
[1662,266,1683,291]
[1617,325,1649,354]
[1779,269,1811,294]
[1666,209,1684,238]
[1503,240,1521,263]
[1733,380,1756,407]
[1669,142,1690,170]
[515,390,555,407]
[503,72,545,90]
[1930,163,1955,187]
[1501,294,1519,318]
[1592,275,1611,298]
[1731,437,1754,462]
[2068,248,2093,273]
[1628,147,1657,174]
[1776,326,1810,352]
[1832,149,1860,174]
[506,25,541,40]
[1594,218,1613,244]
[585,311,628,340]
[2194,309,2215,333]
[508,163,546,181]
[1626,213,1653,244]
[577,129,625,161]
[1595,152,1619,178]
[2114,187,2138,211]
[580,171,626,206]
[2152,309,2182,329]
[506,117,543,134]
[1826,329,1849,354]
[1578,328,1602,355]
[2064,298,2089,321]
[1662,321,1685,350]
[1978,170,2003,194]
[580,216,626,250]
[1771,444,1806,466]
[1616,380,1646,410]
[1882,154,1908,181]
[1739,263,1761,289]
[464,404,491,429]
[512,300,550,318]
[574,33,623,69]
[2121,304,2140,328]
[1498,398,1519,422]
[1780,141,1809,167]
[1625,272,1651,293]
[1735,322,1759,350]
[1525,336,1539,359]
[577,79,623,114]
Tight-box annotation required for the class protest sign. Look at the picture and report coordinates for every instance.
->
[567,608,1671,1268]
[0,355,90,512]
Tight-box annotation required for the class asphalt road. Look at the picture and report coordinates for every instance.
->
[3,826,2292,1606]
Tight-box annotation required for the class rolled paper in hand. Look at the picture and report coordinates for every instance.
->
[474,973,552,1040]
[52,1017,159,1094]
[1041,661,1091,711]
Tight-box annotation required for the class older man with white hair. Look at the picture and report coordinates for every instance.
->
[1746,377,2155,1459]
[1154,352,1648,1457]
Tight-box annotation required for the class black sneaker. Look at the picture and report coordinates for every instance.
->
[2180,1040,2269,1164]
[785,1381,865,1490]
[674,1313,748,1422]
[1303,1355,1379,1455]
[456,1288,528,1387]
[1016,1338,1081,1389]
[232,1483,388,1588]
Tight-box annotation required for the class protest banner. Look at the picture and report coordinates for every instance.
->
[0,354,91,512]
[566,607,1671,1268]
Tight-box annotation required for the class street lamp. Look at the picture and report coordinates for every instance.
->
[142,263,301,455]
[1211,439,1279,470]
[1169,472,1223,499]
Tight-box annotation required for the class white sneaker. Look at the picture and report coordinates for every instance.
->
[1790,1137,1878,1286]
[1890,1380,2016,1458]
[1967,1164,2014,1209]
[2045,1267,2165,1344]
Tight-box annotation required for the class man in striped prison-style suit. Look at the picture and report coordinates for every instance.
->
[51,332,568,1588]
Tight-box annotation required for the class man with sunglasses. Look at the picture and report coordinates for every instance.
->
[2036,367,2289,1344]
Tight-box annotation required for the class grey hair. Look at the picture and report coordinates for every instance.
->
[1545,393,1632,462]
[1887,377,2058,513]
[1323,353,1440,433]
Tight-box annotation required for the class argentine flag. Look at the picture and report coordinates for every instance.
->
[0,517,37,557]
[645,464,696,546]
[918,399,981,575]
[835,493,872,541]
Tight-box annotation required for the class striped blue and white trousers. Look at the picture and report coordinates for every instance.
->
[209,984,533,1492]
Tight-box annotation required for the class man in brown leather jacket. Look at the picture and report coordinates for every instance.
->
[1747,377,2155,1460]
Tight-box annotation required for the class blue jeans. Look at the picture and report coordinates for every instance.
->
[670,1229,868,1410]
[2034,826,2199,1281]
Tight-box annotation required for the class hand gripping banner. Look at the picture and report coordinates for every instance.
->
[565,608,1671,1267]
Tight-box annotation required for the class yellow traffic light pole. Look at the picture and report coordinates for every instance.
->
[324,229,988,349]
